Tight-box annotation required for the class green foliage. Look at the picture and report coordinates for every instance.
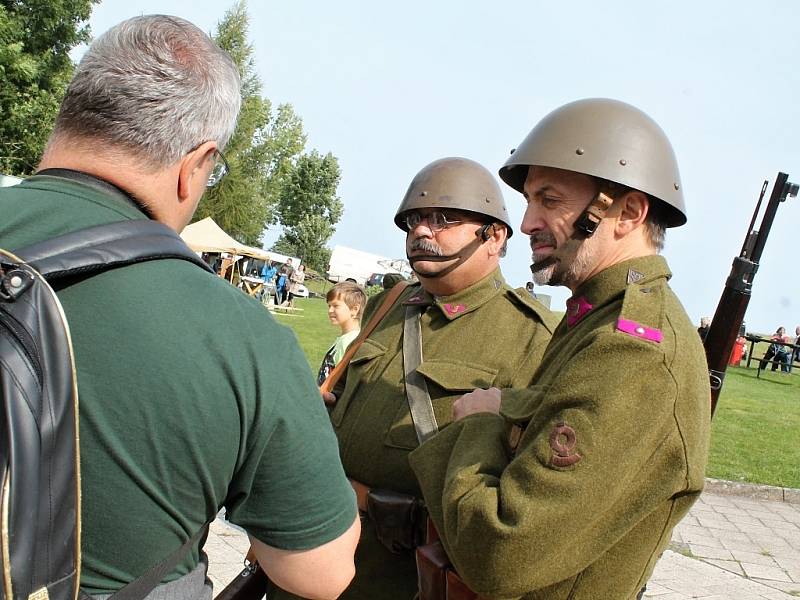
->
[365,285,383,298]
[195,1,306,246]
[0,0,98,175]
[274,150,343,272]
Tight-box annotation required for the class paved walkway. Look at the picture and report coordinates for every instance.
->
[205,487,800,599]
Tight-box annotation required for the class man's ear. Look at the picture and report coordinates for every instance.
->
[614,191,649,237]
[177,141,216,201]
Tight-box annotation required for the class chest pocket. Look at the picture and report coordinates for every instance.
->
[384,359,498,450]
[330,338,387,427]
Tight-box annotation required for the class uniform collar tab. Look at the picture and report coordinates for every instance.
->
[432,268,507,321]
[572,256,671,312]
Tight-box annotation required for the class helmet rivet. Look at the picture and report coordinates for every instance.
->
[575,148,584,155]
[10,275,23,288]
[674,183,680,190]
[420,191,428,197]
[619,159,627,166]
[485,197,490,203]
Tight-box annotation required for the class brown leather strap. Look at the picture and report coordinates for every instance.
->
[320,281,411,398]
[349,478,370,512]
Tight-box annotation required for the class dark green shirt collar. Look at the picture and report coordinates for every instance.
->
[23,170,151,220]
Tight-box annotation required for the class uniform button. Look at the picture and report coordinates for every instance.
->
[635,326,645,335]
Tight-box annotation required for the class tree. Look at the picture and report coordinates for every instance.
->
[273,150,343,272]
[0,0,98,175]
[194,1,306,246]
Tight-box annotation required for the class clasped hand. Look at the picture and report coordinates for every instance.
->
[452,387,501,421]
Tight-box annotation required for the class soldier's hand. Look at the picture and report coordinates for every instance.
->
[453,387,501,421]
[321,391,337,406]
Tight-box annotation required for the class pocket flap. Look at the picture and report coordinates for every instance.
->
[415,359,497,392]
[349,338,387,365]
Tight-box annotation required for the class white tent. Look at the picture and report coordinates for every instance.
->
[181,217,300,266]
[181,217,270,260]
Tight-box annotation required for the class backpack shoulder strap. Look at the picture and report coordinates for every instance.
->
[14,220,213,281]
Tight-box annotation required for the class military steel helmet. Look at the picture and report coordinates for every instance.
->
[395,157,513,237]
[499,98,686,227]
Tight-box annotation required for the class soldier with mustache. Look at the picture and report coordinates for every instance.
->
[409,99,711,599]
[270,157,558,600]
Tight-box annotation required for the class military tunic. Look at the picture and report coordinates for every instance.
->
[271,268,557,600]
[410,256,711,599]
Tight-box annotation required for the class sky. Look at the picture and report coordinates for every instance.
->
[82,1,800,333]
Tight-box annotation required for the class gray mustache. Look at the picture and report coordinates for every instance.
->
[530,232,557,250]
[409,239,443,255]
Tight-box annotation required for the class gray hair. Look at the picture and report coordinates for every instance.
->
[53,15,241,167]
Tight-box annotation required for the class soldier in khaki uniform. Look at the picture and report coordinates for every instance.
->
[410,99,711,599]
[271,158,558,600]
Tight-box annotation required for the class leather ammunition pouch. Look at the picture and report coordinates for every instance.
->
[366,488,426,553]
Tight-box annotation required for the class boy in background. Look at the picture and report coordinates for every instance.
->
[317,282,366,385]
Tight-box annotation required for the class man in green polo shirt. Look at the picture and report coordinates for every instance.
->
[0,15,358,599]
[410,99,710,599]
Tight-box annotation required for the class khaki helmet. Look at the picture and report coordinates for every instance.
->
[499,98,686,227]
[395,157,513,237]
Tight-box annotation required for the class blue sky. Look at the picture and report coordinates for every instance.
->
[84,1,800,333]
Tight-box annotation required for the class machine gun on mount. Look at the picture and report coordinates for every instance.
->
[704,172,798,417]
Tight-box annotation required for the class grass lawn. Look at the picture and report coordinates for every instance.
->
[272,296,338,370]
[710,365,800,489]
[272,299,800,489]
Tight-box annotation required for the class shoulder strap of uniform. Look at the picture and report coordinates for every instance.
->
[320,280,411,396]
[616,278,666,344]
[13,220,213,281]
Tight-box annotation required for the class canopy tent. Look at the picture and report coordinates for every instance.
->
[181,217,272,261]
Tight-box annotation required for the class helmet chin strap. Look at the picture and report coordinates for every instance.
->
[408,226,491,279]
[572,192,614,238]
[528,194,613,276]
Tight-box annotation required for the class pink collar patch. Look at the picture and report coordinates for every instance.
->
[616,318,663,343]
[565,296,593,327]
[442,303,467,316]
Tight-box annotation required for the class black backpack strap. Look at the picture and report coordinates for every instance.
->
[78,522,211,600]
[14,220,213,281]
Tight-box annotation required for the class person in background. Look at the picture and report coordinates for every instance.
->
[794,326,800,364]
[697,316,711,341]
[0,15,359,599]
[259,259,277,303]
[287,263,306,307]
[276,259,292,305]
[759,326,791,373]
[317,282,367,385]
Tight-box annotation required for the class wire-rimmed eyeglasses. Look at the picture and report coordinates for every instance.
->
[403,210,464,232]
[207,150,230,188]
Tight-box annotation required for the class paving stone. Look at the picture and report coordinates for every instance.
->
[702,558,745,575]
[731,549,782,567]
[689,544,735,560]
[740,562,793,582]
